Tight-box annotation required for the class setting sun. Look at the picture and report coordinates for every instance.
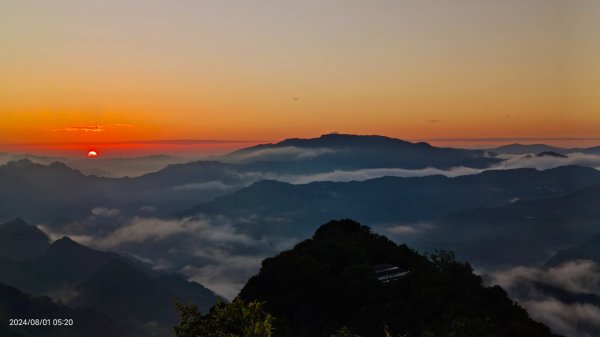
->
[87,150,98,158]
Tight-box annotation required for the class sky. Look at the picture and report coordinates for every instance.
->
[1,0,599,156]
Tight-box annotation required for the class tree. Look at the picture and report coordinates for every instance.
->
[174,299,274,337]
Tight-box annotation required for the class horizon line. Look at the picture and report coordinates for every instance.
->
[2,136,600,148]
[416,137,600,142]
[0,139,274,147]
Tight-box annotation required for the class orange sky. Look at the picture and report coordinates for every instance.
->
[1,1,599,156]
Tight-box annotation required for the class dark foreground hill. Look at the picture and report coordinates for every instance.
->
[238,219,561,337]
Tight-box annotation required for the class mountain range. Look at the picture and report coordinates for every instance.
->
[437,181,600,266]
[2,134,600,337]
[3,134,600,231]
[178,165,600,241]
[492,143,600,155]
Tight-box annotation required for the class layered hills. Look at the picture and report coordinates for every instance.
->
[0,219,219,337]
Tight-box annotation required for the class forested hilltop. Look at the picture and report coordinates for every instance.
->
[176,219,561,337]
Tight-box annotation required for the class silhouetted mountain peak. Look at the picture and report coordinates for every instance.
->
[47,236,91,255]
[0,218,50,260]
[48,161,70,169]
[2,158,84,176]
[4,158,35,168]
[2,217,29,229]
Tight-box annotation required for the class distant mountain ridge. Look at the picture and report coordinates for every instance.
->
[436,181,600,266]
[545,233,600,267]
[0,158,245,225]
[226,133,502,171]
[493,143,600,155]
[178,165,600,239]
[0,134,504,227]
[2,135,599,228]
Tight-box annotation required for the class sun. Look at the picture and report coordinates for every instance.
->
[87,150,99,158]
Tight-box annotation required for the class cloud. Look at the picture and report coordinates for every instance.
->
[37,224,95,246]
[486,260,600,337]
[182,254,266,300]
[91,207,121,218]
[522,298,600,337]
[100,217,209,247]
[385,222,435,235]
[226,146,335,163]
[172,181,236,192]
[497,153,600,171]
[491,260,600,295]
[93,216,298,299]
[49,126,106,132]
[48,124,134,133]
[274,167,482,184]
[284,153,600,183]
[139,206,157,213]
[276,153,599,185]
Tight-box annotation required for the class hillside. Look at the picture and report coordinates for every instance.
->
[545,233,600,267]
[179,166,600,238]
[439,182,600,266]
[0,283,145,337]
[0,219,220,337]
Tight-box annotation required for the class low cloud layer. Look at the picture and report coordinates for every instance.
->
[385,222,436,235]
[276,167,482,184]
[499,152,600,171]
[225,146,335,163]
[91,216,298,299]
[487,260,600,337]
[172,181,237,192]
[91,207,121,218]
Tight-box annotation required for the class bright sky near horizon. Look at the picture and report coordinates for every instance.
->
[1,0,599,155]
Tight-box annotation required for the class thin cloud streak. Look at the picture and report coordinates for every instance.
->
[47,124,135,133]
[49,126,106,133]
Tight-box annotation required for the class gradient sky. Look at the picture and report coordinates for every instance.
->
[1,0,599,155]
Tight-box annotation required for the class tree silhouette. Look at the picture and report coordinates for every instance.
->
[174,299,273,337]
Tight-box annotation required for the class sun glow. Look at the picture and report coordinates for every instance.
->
[87,150,99,158]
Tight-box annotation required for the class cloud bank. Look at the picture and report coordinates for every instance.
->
[225,146,335,163]
[92,216,297,299]
[487,260,600,337]
[499,152,600,171]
